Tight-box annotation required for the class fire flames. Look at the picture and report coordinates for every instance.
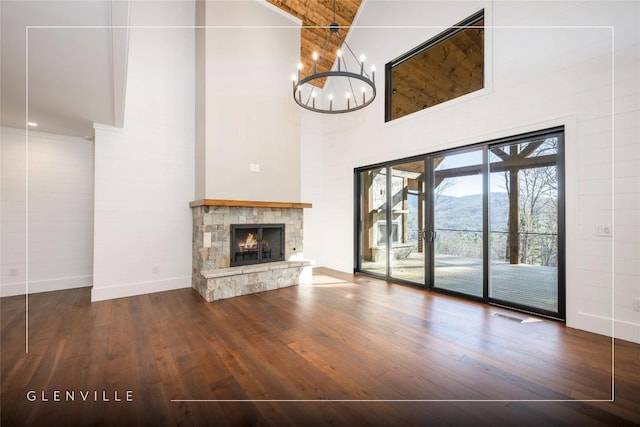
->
[238,233,258,251]
[237,232,270,252]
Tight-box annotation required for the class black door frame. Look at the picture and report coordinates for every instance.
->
[354,126,566,321]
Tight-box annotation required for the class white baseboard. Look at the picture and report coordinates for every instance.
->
[0,275,92,297]
[572,311,640,344]
[613,318,640,344]
[91,276,191,302]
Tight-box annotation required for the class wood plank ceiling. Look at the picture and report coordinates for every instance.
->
[390,19,484,120]
[266,0,363,87]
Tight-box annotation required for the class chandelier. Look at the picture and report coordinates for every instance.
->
[291,3,376,114]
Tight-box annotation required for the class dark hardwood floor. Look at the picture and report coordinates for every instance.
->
[2,267,639,426]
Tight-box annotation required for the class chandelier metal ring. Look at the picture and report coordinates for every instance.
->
[293,70,376,114]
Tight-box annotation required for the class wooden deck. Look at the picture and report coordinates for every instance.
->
[1,267,638,426]
[363,254,559,312]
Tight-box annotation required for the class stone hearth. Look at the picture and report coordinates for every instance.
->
[190,200,312,302]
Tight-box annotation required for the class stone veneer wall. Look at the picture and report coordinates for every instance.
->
[191,205,309,301]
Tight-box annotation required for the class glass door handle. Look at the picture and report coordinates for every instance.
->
[419,229,436,241]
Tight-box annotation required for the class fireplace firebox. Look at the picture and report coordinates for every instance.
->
[230,224,285,267]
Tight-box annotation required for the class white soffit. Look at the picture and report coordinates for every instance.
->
[0,0,130,137]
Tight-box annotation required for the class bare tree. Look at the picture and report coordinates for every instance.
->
[518,139,558,266]
[502,138,558,266]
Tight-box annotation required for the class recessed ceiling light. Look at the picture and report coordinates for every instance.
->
[27,122,38,127]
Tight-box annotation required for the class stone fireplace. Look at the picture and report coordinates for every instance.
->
[190,200,312,302]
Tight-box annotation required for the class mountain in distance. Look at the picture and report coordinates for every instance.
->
[408,192,510,231]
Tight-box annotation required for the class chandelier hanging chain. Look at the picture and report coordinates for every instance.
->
[329,0,362,108]
[302,25,335,107]
[311,30,361,109]
[328,0,367,108]
[341,39,361,108]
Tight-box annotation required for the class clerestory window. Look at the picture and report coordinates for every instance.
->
[385,10,485,121]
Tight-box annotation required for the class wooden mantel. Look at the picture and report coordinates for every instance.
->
[189,199,312,209]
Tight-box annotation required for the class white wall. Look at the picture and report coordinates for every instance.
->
[301,1,639,343]
[196,0,302,202]
[1,127,94,296]
[92,0,195,301]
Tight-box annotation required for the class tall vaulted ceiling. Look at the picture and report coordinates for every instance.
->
[1,0,485,136]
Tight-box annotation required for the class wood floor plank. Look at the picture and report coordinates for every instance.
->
[2,267,639,425]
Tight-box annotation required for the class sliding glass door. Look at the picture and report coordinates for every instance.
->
[389,160,426,284]
[357,162,427,285]
[355,127,564,320]
[432,149,484,299]
[489,136,562,315]
[358,168,389,278]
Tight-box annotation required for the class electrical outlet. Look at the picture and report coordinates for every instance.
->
[634,298,640,312]
[151,265,159,274]
[594,224,612,237]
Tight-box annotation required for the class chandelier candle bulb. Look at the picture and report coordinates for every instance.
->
[312,52,318,73]
[337,49,342,71]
